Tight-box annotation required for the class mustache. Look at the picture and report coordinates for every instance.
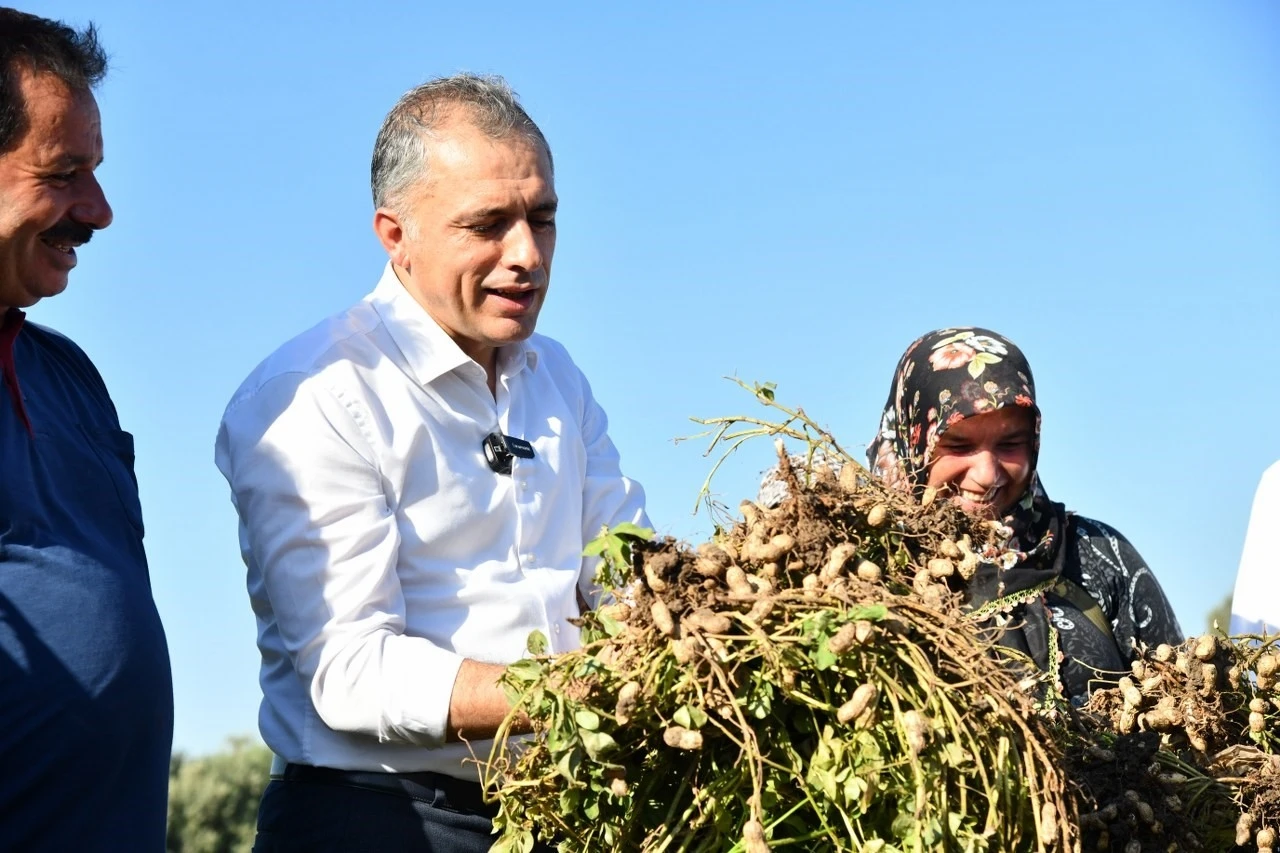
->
[40,220,95,246]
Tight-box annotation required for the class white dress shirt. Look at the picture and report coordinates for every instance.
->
[1231,461,1280,635]
[214,264,648,778]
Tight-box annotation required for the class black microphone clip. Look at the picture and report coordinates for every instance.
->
[482,432,535,475]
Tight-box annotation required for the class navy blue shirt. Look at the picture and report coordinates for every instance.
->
[0,311,173,851]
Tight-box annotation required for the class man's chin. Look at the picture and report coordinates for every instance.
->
[32,277,71,304]
[489,317,539,345]
[15,264,73,303]
[6,285,63,309]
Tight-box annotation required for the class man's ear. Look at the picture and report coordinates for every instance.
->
[373,207,410,270]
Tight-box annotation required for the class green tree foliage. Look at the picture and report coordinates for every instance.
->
[1207,592,1232,634]
[167,736,272,853]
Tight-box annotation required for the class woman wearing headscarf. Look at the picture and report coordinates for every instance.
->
[868,327,1183,704]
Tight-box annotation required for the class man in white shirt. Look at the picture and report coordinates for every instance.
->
[1230,461,1280,636]
[214,74,648,853]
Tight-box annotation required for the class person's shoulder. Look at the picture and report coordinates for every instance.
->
[1071,513,1120,538]
[23,320,111,397]
[1069,513,1138,555]
[1068,513,1160,589]
[221,297,383,415]
[1242,461,1280,528]
[25,320,93,363]
[1255,460,1280,495]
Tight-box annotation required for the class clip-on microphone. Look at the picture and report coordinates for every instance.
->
[483,432,535,475]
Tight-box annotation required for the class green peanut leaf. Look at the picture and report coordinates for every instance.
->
[506,658,543,683]
[849,604,887,622]
[609,521,655,540]
[581,730,617,760]
[574,709,601,731]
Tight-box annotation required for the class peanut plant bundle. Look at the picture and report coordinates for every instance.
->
[1067,634,1280,852]
[483,394,1075,852]
[480,383,1280,852]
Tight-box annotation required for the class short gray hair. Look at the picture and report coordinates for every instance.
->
[370,73,553,210]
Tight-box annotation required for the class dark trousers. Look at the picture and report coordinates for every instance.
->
[251,765,553,853]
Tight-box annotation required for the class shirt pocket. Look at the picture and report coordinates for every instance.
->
[77,424,145,536]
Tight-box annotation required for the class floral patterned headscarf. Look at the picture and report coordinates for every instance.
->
[868,327,1071,628]
[867,327,1039,498]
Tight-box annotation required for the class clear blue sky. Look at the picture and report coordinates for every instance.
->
[23,1,1280,756]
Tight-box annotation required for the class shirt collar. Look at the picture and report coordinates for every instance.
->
[367,262,537,388]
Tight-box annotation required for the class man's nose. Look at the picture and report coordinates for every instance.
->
[503,220,543,271]
[72,173,113,231]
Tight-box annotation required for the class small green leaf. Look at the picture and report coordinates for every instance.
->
[609,522,655,540]
[813,640,837,671]
[849,604,887,622]
[574,709,601,731]
[546,723,565,753]
[844,774,868,809]
[506,658,543,683]
[490,830,534,853]
[802,609,833,637]
[579,620,606,644]
[555,746,582,781]
[812,764,837,800]
[939,741,971,768]
[577,657,605,678]
[758,382,777,401]
[673,705,693,728]
[604,540,628,569]
[580,730,617,760]
[746,681,773,719]
[526,630,548,655]
[891,811,918,843]
[596,609,623,638]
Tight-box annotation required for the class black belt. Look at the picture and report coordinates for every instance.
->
[279,763,496,817]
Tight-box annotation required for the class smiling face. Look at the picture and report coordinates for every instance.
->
[926,406,1036,517]
[373,115,556,377]
[0,67,112,308]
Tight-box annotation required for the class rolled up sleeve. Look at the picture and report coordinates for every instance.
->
[214,373,461,746]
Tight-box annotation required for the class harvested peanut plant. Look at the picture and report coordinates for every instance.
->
[483,381,1075,852]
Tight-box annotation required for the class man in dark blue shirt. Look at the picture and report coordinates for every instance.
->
[0,9,173,850]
